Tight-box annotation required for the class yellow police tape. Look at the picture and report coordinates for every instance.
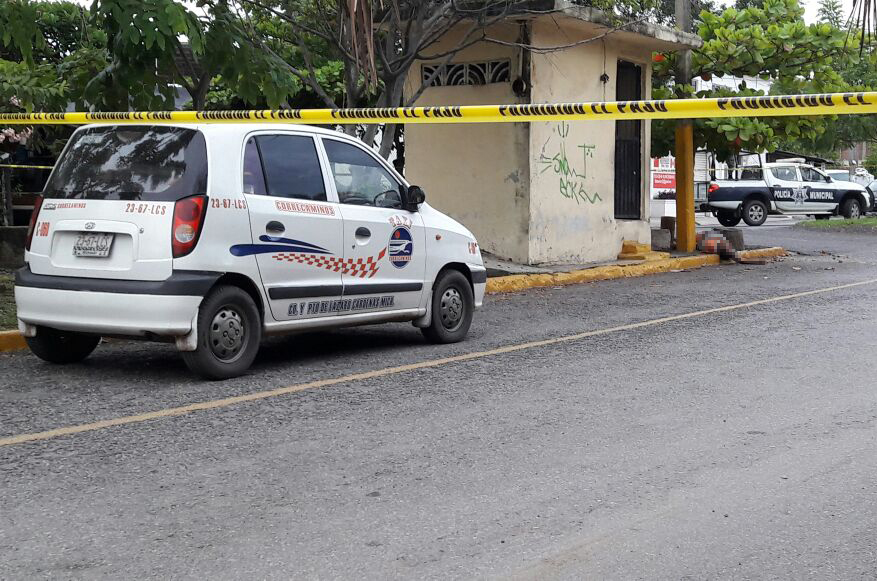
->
[1,92,876,125]
[0,163,54,169]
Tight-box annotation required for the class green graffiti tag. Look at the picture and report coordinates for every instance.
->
[537,122,601,205]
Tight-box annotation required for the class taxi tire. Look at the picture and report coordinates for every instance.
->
[25,327,100,364]
[181,285,261,380]
[421,270,474,344]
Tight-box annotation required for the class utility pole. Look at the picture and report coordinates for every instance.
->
[675,0,696,252]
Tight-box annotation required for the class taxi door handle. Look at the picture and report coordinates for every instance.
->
[266,221,285,234]
[355,227,371,238]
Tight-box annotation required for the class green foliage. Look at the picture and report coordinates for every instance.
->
[865,148,877,175]
[0,1,105,110]
[0,60,67,113]
[85,0,204,109]
[0,0,44,65]
[652,0,857,161]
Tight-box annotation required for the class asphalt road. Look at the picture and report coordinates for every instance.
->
[3,225,877,579]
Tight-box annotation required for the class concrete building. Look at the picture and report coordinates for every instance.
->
[404,2,700,265]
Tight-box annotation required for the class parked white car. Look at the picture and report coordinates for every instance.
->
[15,124,486,379]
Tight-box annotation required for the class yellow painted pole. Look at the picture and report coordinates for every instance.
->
[675,122,696,252]
[674,0,696,252]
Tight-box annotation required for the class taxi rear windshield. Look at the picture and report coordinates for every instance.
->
[44,126,208,201]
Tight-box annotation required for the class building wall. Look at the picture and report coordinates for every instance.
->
[403,23,531,263]
[527,19,653,264]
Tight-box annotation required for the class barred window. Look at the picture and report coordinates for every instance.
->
[421,60,511,87]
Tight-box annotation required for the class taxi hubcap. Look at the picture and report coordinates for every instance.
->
[440,287,464,331]
[210,306,246,362]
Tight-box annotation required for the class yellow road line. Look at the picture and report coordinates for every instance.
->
[2,278,875,448]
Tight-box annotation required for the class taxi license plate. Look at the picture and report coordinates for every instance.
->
[72,232,114,257]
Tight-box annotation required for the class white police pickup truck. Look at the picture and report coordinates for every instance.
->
[703,162,871,226]
[15,124,486,379]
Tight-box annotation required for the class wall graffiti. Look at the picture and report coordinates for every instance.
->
[537,121,602,205]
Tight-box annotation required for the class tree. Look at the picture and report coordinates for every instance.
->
[652,0,856,161]
[1,1,108,155]
[85,0,302,111]
[818,0,844,28]
[864,147,877,174]
[220,0,660,158]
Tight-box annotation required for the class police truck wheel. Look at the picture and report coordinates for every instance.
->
[421,270,474,344]
[841,198,862,220]
[25,326,100,364]
[182,285,261,380]
[716,210,741,227]
[742,199,768,226]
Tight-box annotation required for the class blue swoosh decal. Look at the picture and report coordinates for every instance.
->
[230,243,333,257]
[258,235,329,253]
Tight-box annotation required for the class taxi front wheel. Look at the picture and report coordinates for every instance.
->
[182,285,261,380]
[421,270,474,344]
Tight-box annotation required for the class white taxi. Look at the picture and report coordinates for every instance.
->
[15,124,486,379]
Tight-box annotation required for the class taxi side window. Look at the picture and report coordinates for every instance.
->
[243,138,267,196]
[771,167,798,181]
[252,135,327,201]
[323,139,402,208]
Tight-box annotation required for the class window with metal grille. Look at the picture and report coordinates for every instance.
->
[421,60,511,87]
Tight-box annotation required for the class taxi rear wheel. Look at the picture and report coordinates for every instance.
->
[25,327,100,364]
[421,270,474,344]
[182,285,261,380]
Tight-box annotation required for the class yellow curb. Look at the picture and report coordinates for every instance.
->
[484,248,794,294]
[738,246,787,259]
[0,330,26,352]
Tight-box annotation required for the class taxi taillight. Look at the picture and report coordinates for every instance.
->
[25,195,44,252]
[172,195,207,258]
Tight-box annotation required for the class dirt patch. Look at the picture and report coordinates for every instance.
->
[0,269,16,330]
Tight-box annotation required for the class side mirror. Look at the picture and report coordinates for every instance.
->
[404,185,426,211]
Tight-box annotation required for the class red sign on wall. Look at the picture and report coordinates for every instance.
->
[652,172,676,189]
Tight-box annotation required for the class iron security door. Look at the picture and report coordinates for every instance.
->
[615,61,643,220]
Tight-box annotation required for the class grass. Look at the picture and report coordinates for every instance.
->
[0,270,16,330]
[798,216,877,231]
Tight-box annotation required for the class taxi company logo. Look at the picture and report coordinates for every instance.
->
[388,226,413,268]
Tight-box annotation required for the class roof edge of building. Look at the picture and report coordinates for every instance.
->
[548,2,703,50]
